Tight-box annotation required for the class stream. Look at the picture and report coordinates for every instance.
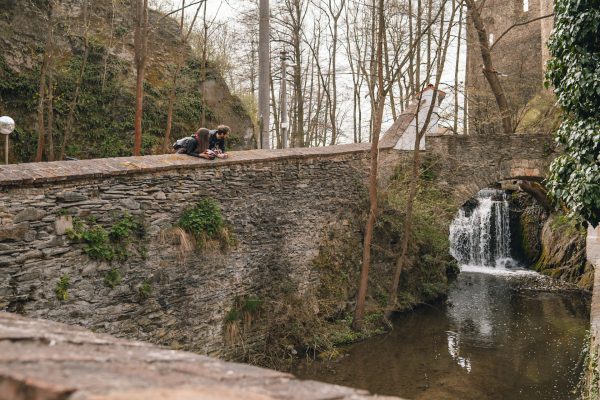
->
[293,189,590,400]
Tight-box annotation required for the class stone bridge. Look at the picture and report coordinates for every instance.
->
[0,92,557,398]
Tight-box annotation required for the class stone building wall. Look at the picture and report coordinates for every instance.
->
[0,147,371,357]
[466,0,547,134]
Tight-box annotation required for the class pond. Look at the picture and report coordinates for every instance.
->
[294,269,589,399]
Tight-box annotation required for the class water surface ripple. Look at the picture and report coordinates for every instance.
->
[294,270,590,400]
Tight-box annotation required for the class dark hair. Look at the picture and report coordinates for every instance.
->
[194,128,210,153]
[216,125,230,135]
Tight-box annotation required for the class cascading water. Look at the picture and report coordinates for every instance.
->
[449,188,515,268]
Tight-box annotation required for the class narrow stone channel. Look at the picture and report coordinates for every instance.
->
[294,189,590,400]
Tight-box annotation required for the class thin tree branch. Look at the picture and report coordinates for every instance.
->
[490,13,554,51]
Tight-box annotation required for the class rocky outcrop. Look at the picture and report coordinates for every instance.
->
[508,190,593,290]
[0,0,254,161]
[534,214,594,290]
[518,203,546,263]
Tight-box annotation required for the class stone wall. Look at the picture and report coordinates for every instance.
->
[587,226,600,397]
[465,0,546,134]
[0,146,370,357]
[0,133,556,358]
[0,311,402,400]
[426,133,555,206]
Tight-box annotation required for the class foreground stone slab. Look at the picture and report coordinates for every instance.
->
[0,312,400,400]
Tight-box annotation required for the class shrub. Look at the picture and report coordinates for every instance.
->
[104,268,122,289]
[545,0,600,226]
[55,275,70,301]
[178,199,235,250]
[138,280,152,300]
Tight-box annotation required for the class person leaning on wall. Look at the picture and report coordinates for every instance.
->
[208,125,230,158]
[173,128,210,157]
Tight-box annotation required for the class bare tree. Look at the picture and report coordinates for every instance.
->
[60,0,92,160]
[388,0,457,309]
[353,0,385,331]
[464,0,512,134]
[35,2,56,162]
[163,1,202,152]
[133,0,149,156]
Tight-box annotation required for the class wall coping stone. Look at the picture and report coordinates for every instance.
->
[0,312,400,400]
[0,133,553,189]
[0,144,371,188]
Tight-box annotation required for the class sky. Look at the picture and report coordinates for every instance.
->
[155,0,468,139]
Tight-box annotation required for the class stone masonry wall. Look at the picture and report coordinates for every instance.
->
[0,311,402,400]
[0,133,555,359]
[466,0,545,134]
[0,146,370,357]
[427,133,555,206]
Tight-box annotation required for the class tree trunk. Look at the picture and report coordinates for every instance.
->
[61,0,90,160]
[35,6,54,162]
[164,4,201,152]
[292,0,304,147]
[102,0,116,90]
[258,0,270,149]
[388,0,456,311]
[465,0,513,134]
[453,0,463,134]
[46,67,55,162]
[133,0,148,156]
[518,181,552,212]
[353,0,385,332]
[201,3,208,127]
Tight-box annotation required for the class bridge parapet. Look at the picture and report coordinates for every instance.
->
[0,311,400,400]
[425,133,556,207]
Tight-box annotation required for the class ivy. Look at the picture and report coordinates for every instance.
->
[545,0,600,226]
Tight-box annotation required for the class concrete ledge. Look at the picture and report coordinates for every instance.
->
[0,312,400,400]
[0,144,371,188]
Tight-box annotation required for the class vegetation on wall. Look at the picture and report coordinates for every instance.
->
[178,199,235,251]
[223,161,458,370]
[546,0,600,226]
[66,212,146,263]
[137,280,152,301]
[55,275,70,301]
[377,159,459,308]
[223,296,264,345]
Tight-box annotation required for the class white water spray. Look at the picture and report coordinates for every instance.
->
[449,189,516,268]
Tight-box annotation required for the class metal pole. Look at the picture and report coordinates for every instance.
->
[258,0,270,150]
[280,51,288,149]
[4,135,7,165]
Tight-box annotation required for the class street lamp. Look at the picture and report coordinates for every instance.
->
[0,116,15,165]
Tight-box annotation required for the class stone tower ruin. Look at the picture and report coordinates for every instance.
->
[465,0,554,134]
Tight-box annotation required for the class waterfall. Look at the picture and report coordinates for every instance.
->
[449,189,515,268]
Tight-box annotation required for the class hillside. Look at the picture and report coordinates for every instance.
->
[0,0,254,162]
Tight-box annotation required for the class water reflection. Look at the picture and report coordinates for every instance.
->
[294,271,589,400]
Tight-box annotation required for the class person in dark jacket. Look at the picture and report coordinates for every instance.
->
[208,125,230,154]
[174,128,210,157]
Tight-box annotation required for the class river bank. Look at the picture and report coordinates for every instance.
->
[293,268,591,400]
